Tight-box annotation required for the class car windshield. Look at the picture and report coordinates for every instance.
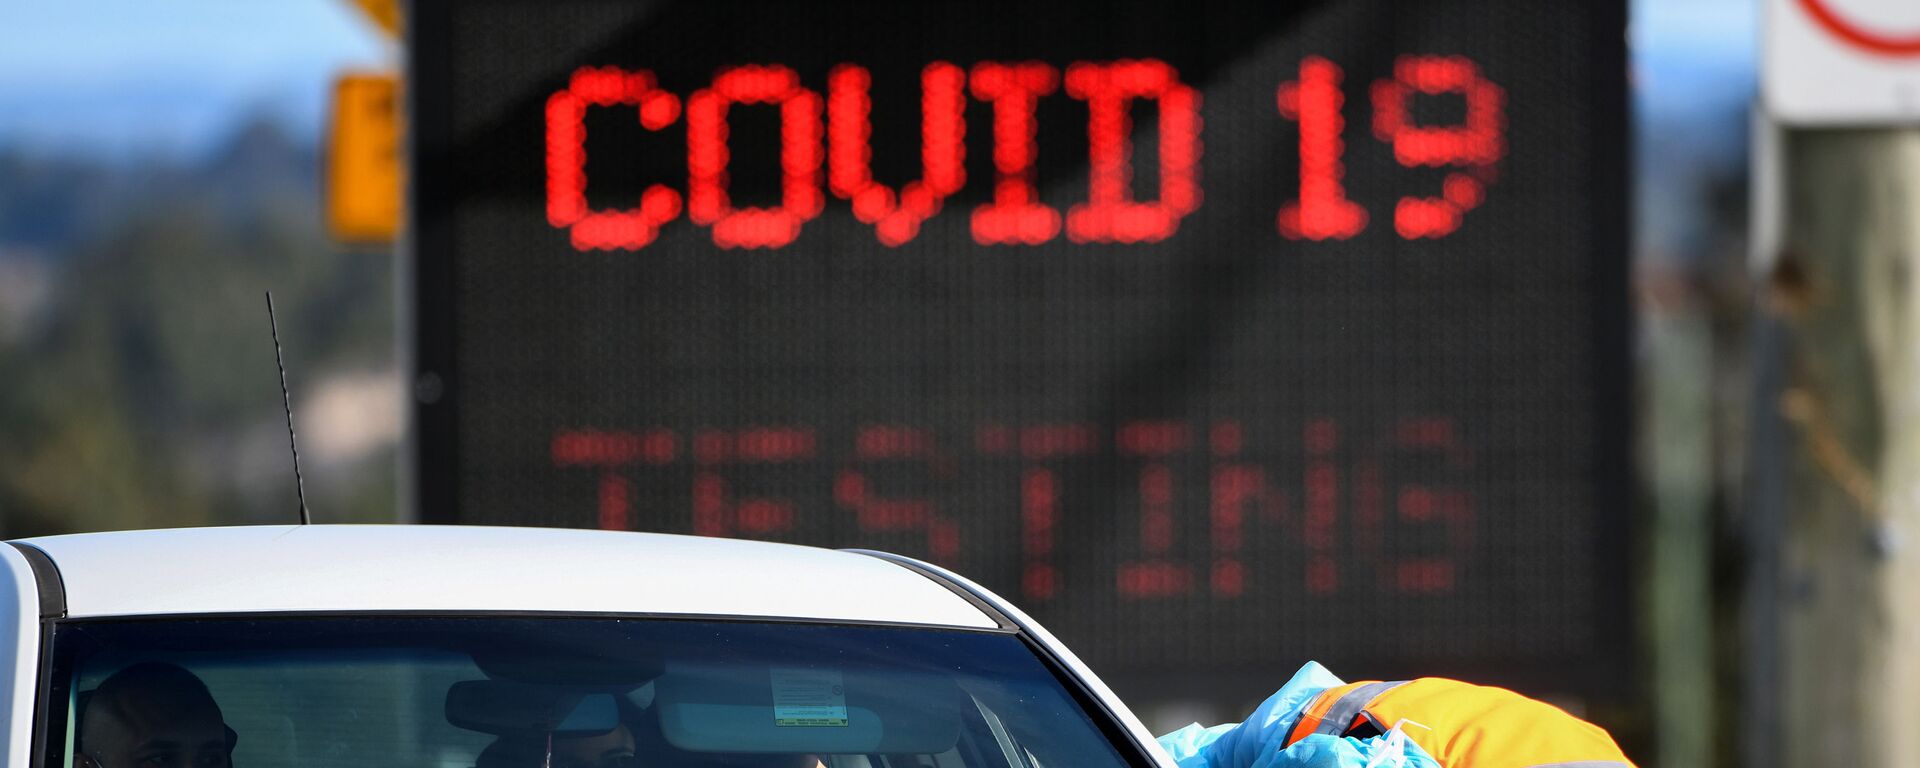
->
[44,617,1140,768]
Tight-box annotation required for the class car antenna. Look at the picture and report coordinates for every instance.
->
[265,291,311,525]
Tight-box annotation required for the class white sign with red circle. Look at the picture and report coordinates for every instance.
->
[1766,0,1920,123]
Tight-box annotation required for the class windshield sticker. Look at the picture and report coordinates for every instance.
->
[770,667,849,727]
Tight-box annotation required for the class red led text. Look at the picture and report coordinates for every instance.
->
[545,55,1505,250]
[554,416,1476,603]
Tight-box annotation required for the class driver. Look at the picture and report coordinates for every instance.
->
[74,662,236,768]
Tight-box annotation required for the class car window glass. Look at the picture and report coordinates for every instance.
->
[46,618,1140,768]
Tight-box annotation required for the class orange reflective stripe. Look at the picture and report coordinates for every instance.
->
[1286,681,1365,746]
[1284,681,1404,746]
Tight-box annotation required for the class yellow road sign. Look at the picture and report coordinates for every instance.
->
[325,72,402,244]
[350,0,400,37]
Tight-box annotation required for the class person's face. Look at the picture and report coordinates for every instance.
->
[550,723,638,768]
[78,696,230,768]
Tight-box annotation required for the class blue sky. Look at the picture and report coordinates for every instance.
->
[1631,0,1758,258]
[0,1,388,157]
[1634,0,1757,115]
[0,0,1754,160]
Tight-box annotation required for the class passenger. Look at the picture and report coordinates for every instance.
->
[475,723,639,768]
[74,662,236,768]
[471,695,824,768]
[474,722,821,768]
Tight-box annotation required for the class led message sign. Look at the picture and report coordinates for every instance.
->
[411,0,1629,698]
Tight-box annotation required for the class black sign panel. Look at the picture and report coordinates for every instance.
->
[410,0,1629,700]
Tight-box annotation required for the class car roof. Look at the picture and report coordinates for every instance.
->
[9,525,998,628]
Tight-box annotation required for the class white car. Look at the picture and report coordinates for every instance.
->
[0,525,1176,768]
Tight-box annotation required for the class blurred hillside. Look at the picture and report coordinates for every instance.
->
[0,116,398,536]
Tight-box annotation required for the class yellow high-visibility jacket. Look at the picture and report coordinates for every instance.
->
[1285,677,1634,767]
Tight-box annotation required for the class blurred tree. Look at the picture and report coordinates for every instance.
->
[0,114,396,535]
